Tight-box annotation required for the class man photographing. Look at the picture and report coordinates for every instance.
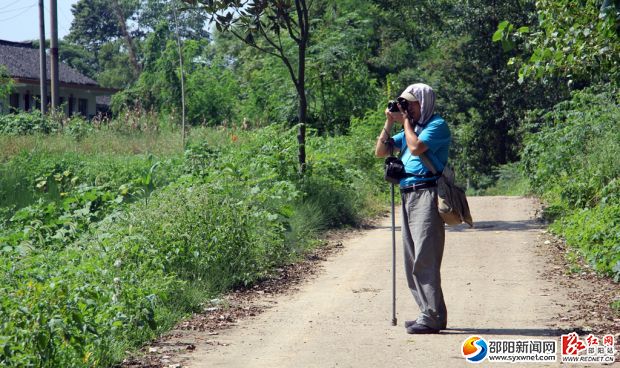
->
[375,83,451,334]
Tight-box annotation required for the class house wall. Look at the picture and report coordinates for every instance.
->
[0,95,7,114]
[3,84,99,118]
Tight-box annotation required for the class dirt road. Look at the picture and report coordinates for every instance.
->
[177,196,583,367]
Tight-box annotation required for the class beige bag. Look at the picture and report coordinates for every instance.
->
[420,154,474,227]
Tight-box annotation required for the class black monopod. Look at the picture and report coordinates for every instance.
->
[383,136,401,327]
[391,182,397,326]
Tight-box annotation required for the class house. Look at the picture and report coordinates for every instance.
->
[0,39,114,118]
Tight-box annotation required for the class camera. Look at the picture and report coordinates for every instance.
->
[387,98,409,113]
[384,156,406,184]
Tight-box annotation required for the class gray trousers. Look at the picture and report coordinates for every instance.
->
[401,187,447,330]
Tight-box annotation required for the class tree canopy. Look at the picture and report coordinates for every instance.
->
[55,0,618,188]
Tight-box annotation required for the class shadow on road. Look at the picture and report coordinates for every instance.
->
[447,220,543,233]
[442,327,585,337]
[366,220,543,233]
[371,225,401,231]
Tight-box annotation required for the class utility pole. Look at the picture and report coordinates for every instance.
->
[49,0,59,111]
[38,0,47,114]
[172,1,186,149]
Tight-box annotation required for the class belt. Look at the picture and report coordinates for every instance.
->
[400,180,437,193]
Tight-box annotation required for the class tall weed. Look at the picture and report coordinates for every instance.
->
[0,117,388,366]
[522,85,619,279]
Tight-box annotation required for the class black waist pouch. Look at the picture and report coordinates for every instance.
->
[384,156,406,184]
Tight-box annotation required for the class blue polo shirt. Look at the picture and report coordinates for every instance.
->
[392,114,451,187]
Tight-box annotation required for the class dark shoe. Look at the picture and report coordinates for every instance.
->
[406,323,440,334]
[405,320,446,330]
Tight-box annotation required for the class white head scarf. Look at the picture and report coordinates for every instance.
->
[399,83,436,130]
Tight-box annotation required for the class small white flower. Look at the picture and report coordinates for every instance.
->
[113,277,121,284]
[114,259,122,268]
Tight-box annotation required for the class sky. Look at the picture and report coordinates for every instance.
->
[0,0,78,43]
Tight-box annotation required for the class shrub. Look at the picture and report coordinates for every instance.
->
[522,84,620,279]
[0,119,388,366]
[64,115,92,141]
[550,204,620,281]
[478,162,529,196]
[0,150,182,222]
[0,111,60,135]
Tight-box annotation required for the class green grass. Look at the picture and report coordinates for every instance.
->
[477,162,530,196]
[0,125,241,224]
[522,85,620,280]
[612,299,620,315]
[0,115,387,367]
[0,126,234,161]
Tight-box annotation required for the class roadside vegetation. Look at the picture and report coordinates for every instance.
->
[488,0,619,282]
[522,86,619,280]
[0,113,385,366]
[0,0,617,366]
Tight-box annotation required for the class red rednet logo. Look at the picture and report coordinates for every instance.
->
[561,332,616,363]
[562,332,587,355]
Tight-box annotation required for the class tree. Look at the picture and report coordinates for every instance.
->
[359,0,568,188]
[97,41,141,88]
[305,0,381,133]
[446,0,570,184]
[111,0,142,76]
[68,0,141,77]
[0,65,14,106]
[66,0,210,87]
[66,0,137,55]
[136,0,210,40]
[493,0,620,87]
[183,0,311,173]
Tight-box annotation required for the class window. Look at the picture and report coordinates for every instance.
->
[24,93,31,111]
[9,93,19,112]
[78,98,88,116]
[68,96,74,114]
[34,95,41,110]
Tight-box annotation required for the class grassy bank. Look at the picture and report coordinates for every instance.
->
[464,86,618,283]
[522,85,619,281]
[0,113,386,366]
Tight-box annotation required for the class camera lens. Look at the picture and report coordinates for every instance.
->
[387,100,400,112]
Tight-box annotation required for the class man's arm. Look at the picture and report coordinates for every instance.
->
[375,110,397,158]
[402,117,428,156]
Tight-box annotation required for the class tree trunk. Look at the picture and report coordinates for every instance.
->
[110,0,141,77]
[296,0,309,174]
[297,85,307,174]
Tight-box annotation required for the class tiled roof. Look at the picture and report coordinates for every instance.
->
[0,39,98,86]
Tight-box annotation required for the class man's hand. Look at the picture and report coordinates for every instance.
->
[377,110,397,158]
[385,108,406,124]
[397,103,412,123]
